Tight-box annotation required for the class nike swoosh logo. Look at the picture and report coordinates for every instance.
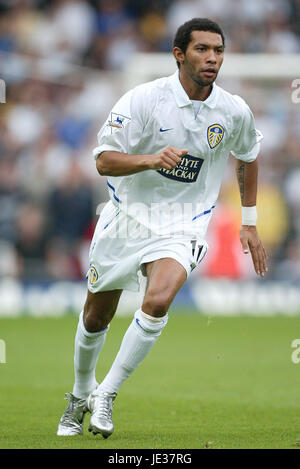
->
[160,128,173,132]
[136,318,148,332]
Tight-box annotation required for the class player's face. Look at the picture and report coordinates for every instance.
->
[177,30,224,87]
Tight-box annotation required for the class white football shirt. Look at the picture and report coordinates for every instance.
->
[93,71,263,239]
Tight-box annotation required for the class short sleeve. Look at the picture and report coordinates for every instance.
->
[93,88,144,159]
[231,97,263,163]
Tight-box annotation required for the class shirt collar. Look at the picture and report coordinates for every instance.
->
[169,70,218,109]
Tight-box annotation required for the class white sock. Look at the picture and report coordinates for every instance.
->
[72,311,108,399]
[97,309,168,394]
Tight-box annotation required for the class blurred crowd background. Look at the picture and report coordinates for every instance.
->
[0,0,299,284]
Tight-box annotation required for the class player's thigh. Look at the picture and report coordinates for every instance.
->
[142,258,187,317]
[83,289,123,330]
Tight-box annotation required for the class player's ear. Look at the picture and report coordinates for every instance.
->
[173,47,184,66]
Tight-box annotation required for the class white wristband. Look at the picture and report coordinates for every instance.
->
[242,206,257,226]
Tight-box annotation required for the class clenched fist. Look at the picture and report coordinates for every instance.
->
[150,146,189,170]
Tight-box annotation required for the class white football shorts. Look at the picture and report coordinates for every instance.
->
[87,201,208,293]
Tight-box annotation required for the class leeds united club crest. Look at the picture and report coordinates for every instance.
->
[89,266,99,285]
[207,124,225,149]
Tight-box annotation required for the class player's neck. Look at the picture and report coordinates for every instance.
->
[178,69,213,101]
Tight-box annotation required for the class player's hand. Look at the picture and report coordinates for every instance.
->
[150,146,189,170]
[240,225,268,277]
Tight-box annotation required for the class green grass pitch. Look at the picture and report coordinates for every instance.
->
[1,312,300,449]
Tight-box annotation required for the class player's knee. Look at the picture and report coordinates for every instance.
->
[142,291,171,317]
[83,299,113,332]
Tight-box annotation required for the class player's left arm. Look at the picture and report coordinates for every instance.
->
[235,158,268,277]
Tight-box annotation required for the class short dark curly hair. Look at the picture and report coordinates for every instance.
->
[173,18,225,68]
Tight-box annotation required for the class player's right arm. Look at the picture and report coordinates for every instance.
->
[96,147,188,177]
[93,86,187,177]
